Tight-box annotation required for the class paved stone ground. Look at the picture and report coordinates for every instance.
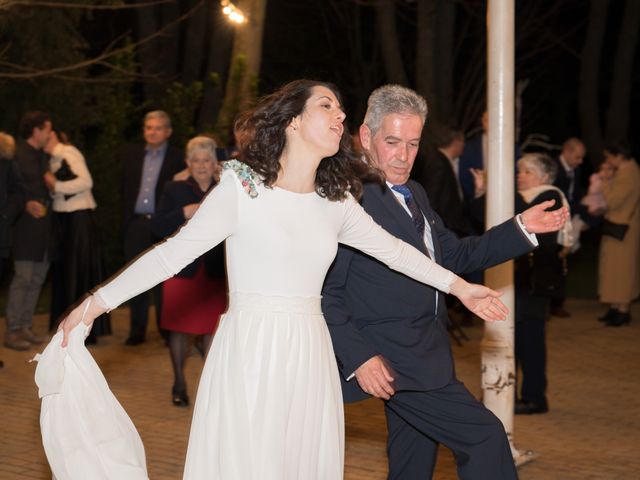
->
[0,298,638,479]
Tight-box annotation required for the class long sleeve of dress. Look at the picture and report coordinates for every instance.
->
[95,170,240,309]
[338,194,457,293]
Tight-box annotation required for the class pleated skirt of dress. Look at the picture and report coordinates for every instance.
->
[183,292,344,480]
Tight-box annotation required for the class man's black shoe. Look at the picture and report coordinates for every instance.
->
[124,336,145,346]
[515,400,548,415]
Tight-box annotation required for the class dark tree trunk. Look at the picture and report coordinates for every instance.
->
[435,0,456,124]
[181,0,207,85]
[159,0,180,80]
[605,0,640,143]
[416,0,438,124]
[198,0,233,132]
[375,0,408,86]
[579,0,609,166]
[216,0,268,138]
[136,0,162,100]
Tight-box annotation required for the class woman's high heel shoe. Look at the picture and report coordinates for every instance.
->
[605,311,631,327]
[172,388,190,407]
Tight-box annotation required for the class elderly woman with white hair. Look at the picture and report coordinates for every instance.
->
[151,136,227,407]
[473,152,572,415]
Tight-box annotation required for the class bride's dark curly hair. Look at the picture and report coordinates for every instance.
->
[234,79,377,201]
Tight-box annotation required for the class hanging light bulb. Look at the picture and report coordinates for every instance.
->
[220,1,247,24]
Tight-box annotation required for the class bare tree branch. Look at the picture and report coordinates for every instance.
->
[0,0,172,10]
[0,0,204,80]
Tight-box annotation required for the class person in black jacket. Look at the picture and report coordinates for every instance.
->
[151,136,227,407]
[473,152,569,414]
[5,112,54,351]
[1,132,25,363]
[120,111,185,345]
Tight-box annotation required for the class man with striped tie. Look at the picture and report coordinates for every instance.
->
[322,85,564,479]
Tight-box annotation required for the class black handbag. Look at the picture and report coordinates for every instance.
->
[601,219,629,241]
[54,158,78,201]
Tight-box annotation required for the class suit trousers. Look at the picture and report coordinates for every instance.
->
[385,381,518,480]
[123,216,162,340]
[515,292,549,405]
[6,259,50,332]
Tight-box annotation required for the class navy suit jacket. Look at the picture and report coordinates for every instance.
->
[552,156,584,213]
[421,150,471,236]
[120,144,185,226]
[322,180,534,402]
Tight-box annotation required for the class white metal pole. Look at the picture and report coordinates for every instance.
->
[482,0,534,466]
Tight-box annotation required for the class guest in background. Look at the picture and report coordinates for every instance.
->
[581,162,614,217]
[4,112,53,351]
[1,132,25,366]
[0,133,24,281]
[120,111,184,345]
[598,141,640,327]
[473,152,571,414]
[459,111,520,228]
[44,130,110,344]
[422,125,471,237]
[151,136,227,407]
[550,137,586,318]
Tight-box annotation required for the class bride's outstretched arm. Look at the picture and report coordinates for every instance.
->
[337,195,507,322]
[58,170,242,346]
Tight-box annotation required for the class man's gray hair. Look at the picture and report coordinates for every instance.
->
[363,85,428,134]
[144,110,172,129]
[517,152,558,184]
[186,136,218,162]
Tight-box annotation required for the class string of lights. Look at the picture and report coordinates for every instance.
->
[220,0,246,24]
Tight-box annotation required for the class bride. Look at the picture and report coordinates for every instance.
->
[56,80,511,479]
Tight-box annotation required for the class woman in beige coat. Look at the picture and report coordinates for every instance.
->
[598,141,640,326]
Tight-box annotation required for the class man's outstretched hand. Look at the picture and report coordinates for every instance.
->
[521,200,569,234]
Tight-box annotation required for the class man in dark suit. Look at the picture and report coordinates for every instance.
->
[322,85,563,479]
[459,111,520,218]
[121,110,184,345]
[1,131,25,363]
[5,112,53,350]
[548,137,586,318]
[422,126,471,237]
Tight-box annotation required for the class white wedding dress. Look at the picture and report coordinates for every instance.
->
[51,161,456,479]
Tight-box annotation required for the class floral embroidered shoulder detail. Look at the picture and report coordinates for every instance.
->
[223,159,261,198]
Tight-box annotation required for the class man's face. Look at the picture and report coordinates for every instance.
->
[360,113,423,185]
[451,137,465,158]
[32,120,52,149]
[563,144,585,169]
[143,117,172,148]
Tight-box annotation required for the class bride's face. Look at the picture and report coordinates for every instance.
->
[290,86,346,158]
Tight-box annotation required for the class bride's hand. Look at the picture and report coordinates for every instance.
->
[58,295,107,347]
[449,277,508,322]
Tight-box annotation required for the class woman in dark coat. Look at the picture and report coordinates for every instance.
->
[151,136,227,407]
[473,152,572,415]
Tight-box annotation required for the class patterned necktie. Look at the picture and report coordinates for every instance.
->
[391,184,426,240]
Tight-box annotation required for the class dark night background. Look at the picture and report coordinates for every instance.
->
[0,0,638,273]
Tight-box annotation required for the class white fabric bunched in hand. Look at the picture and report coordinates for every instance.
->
[33,314,148,480]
